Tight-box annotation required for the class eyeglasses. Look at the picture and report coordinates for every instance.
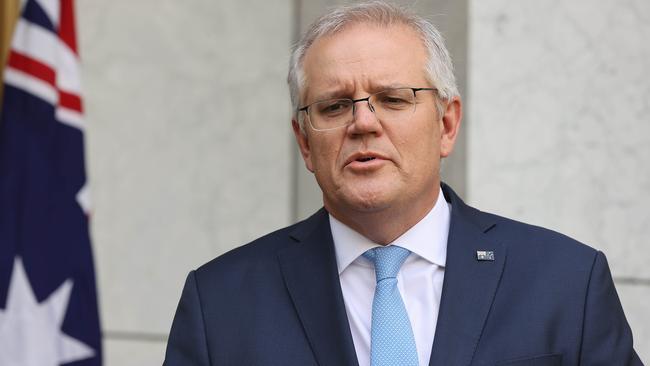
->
[298,87,437,131]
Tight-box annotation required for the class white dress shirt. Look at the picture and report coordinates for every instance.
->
[330,188,450,366]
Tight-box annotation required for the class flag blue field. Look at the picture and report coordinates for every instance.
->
[0,0,102,364]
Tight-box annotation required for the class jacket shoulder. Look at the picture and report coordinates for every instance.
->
[485,209,597,256]
[193,208,326,282]
[443,182,598,262]
[469,207,602,280]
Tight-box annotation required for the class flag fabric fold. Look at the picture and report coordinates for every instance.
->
[0,0,102,364]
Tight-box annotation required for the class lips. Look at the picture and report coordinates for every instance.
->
[357,156,376,162]
[344,151,389,166]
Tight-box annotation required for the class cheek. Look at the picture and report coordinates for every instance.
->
[398,123,439,161]
[309,138,342,174]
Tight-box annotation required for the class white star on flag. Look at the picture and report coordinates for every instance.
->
[0,257,96,366]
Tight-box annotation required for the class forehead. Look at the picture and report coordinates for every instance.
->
[301,23,429,101]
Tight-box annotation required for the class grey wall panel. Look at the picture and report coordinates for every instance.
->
[78,0,294,362]
[468,0,650,279]
[468,0,650,355]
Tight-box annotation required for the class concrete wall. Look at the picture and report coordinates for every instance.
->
[468,0,650,360]
[77,0,648,364]
[79,1,293,364]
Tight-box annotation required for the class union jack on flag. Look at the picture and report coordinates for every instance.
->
[0,0,102,365]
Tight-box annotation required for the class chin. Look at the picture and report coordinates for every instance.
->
[339,185,396,213]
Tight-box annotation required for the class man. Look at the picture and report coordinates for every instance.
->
[164,2,642,365]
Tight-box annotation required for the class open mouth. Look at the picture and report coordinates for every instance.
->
[357,157,376,162]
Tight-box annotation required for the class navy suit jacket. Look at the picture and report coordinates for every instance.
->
[164,185,642,366]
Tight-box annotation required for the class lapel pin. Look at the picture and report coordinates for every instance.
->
[476,250,495,261]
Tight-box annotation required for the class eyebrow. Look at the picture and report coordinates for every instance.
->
[309,82,410,103]
[310,90,347,102]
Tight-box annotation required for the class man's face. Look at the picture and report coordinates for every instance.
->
[293,23,460,224]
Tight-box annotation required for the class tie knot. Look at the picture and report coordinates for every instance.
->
[363,245,411,282]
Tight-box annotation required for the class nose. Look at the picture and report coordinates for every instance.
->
[349,99,383,136]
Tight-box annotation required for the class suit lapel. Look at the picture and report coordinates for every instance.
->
[429,186,507,366]
[278,210,359,366]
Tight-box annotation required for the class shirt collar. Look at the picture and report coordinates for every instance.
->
[330,187,450,275]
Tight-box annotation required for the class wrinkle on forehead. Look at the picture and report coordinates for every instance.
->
[308,80,416,103]
[301,23,428,105]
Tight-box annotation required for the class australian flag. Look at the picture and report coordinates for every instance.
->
[0,0,102,365]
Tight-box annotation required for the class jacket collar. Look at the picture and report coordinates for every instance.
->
[279,209,359,366]
[428,183,506,366]
[280,184,505,366]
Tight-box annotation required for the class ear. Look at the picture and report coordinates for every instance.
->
[439,96,462,158]
[292,119,315,172]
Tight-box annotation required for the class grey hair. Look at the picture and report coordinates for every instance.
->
[287,1,459,126]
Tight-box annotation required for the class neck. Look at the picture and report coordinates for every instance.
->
[325,189,440,245]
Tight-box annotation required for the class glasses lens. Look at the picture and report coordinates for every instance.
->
[310,99,353,130]
[306,88,420,131]
[371,88,416,120]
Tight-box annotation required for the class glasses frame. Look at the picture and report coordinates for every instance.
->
[298,87,438,131]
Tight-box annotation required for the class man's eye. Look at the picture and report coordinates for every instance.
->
[318,101,350,116]
[383,97,407,104]
[378,96,411,109]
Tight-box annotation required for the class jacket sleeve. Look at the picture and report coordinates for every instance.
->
[163,271,211,366]
[579,251,644,365]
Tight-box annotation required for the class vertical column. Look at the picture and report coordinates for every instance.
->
[78,1,294,364]
[468,0,650,358]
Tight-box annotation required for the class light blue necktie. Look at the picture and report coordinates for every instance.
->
[363,246,419,366]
